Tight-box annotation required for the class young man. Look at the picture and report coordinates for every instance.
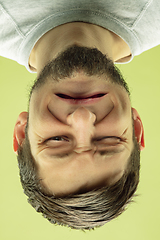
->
[2,0,159,229]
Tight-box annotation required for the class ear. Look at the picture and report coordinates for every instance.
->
[13,112,28,154]
[132,108,145,151]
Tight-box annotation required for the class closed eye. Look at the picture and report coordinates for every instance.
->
[95,136,122,145]
[95,137,125,153]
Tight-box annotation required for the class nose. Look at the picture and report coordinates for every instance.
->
[67,107,96,153]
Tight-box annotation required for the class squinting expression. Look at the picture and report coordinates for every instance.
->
[28,71,134,196]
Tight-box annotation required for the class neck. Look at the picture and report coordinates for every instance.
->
[29,22,131,73]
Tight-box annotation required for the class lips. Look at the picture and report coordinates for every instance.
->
[55,93,106,99]
[55,93,107,104]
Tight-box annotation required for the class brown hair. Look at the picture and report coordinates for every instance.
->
[17,127,140,230]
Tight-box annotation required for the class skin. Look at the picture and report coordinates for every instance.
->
[29,22,131,73]
[14,72,144,196]
[13,22,144,197]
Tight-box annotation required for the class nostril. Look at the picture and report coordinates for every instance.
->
[67,107,96,125]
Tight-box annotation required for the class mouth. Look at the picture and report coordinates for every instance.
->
[55,93,106,99]
[55,93,107,104]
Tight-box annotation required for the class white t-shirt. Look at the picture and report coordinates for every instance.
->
[0,0,160,72]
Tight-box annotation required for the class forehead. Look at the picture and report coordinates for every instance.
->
[24,108,134,196]
[36,150,131,197]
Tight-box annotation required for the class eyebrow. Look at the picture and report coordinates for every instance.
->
[48,147,125,159]
[99,148,124,156]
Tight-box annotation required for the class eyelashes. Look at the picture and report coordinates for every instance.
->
[42,135,125,157]
[47,136,67,141]
[44,135,123,145]
[44,136,69,144]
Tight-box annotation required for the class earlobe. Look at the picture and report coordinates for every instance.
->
[13,112,28,154]
[132,108,145,151]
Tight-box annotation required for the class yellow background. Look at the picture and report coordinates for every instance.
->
[0,45,160,240]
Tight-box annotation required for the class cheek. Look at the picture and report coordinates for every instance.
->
[96,115,125,137]
[48,98,75,123]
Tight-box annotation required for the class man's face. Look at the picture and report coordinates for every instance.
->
[27,46,134,197]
